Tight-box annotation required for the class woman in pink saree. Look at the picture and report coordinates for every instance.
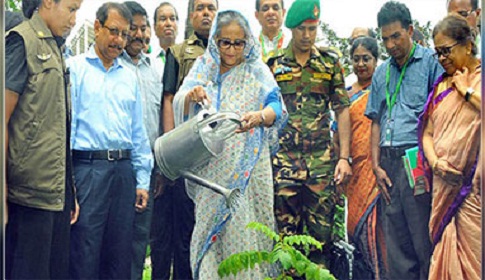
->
[420,15,481,280]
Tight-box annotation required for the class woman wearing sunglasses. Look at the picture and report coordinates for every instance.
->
[420,14,481,280]
[172,10,287,279]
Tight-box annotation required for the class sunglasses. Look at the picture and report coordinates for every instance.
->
[102,25,130,40]
[433,42,460,58]
[216,38,246,50]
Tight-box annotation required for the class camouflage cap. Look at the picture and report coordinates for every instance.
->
[285,0,320,29]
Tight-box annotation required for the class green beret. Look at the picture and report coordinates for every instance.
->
[285,0,321,29]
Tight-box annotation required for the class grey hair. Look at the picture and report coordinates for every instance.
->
[214,10,250,38]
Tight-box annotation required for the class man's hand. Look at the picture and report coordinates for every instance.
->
[135,189,149,213]
[153,172,165,199]
[373,166,392,205]
[71,198,80,225]
[334,159,352,185]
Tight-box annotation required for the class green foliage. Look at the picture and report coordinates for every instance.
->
[217,222,335,280]
[5,0,21,11]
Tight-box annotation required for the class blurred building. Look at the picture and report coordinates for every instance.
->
[67,20,95,56]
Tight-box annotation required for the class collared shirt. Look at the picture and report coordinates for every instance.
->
[364,44,444,147]
[120,51,162,149]
[150,45,167,82]
[68,46,153,190]
[259,30,289,62]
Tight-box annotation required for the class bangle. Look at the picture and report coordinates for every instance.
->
[260,110,266,125]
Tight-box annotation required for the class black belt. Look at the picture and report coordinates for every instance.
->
[380,145,415,159]
[72,149,131,161]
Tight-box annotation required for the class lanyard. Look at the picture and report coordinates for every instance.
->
[159,51,166,64]
[259,30,284,58]
[385,43,416,118]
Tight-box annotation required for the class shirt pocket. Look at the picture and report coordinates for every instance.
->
[400,80,428,111]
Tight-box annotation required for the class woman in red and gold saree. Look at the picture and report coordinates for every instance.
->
[420,15,481,280]
[334,37,386,279]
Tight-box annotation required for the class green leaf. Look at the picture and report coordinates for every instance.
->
[305,263,319,280]
[294,260,307,276]
[278,251,292,270]
[246,222,279,242]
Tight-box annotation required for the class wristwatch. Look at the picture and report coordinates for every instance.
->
[465,87,475,102]
[339,157,353,166]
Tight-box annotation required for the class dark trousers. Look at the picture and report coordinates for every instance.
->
[150,178,195,280]
[131,171,156,280]
[380,152,432,280]
[70,158,136,280]
[5,190,72,279]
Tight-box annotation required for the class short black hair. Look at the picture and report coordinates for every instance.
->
[192,0,218,12]
[351,36,379,60]
[154,2,179,24]
[377,1,412,29]
[123,1,147,18]
[96,2,133,26]
[433,14,477,55]
[255,0,284,11]
[22,0,40,19]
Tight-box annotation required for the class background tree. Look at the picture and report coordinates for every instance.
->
[5,0,21,11]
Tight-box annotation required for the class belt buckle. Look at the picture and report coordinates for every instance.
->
[107,149,121,161]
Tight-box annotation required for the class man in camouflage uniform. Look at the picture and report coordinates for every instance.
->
[267,0,352,267]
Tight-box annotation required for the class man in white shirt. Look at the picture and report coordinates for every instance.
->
[255,0,289,62]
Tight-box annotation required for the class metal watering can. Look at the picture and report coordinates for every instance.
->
[154,108,243,209]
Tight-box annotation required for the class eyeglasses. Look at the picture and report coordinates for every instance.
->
[433,42,460,58]
[456,10,473,18]
[216,38,246,50]
[102,25,130,40]
[352,55,374,64]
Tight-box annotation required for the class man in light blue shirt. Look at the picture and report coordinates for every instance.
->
[119,2,163,280]
[364,2,443,280]
[68,3,153,279]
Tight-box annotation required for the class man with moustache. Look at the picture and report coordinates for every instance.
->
[5,0,83,278]
[447,0,481,55]
[158,0,217,279]
[118,2,163,279]
[365,2,443,279]
[267,0,353,268]
[68,2,153,279]
[255,0,288,62]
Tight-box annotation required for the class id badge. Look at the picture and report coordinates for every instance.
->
[384,120,393,146]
